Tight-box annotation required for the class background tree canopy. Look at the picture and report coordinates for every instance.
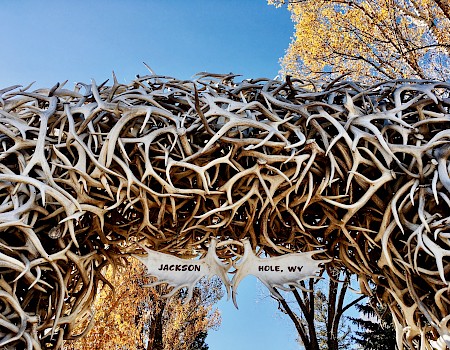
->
[64,258,222,350]
[270,0,450,82]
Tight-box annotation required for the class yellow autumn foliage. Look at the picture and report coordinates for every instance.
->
[270,0,450,82]
[64,257,222,350]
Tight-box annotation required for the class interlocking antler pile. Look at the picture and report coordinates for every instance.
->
[1,72,450,349]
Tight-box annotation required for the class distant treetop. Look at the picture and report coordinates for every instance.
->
[269,0,450,83]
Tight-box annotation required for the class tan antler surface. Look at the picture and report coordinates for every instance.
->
[0,74,450,348]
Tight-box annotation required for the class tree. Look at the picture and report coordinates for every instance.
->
[349,300,397,350]
[269,0,450,82]
[188,332,209,350]
[157,279,222,350]
[274,268,365,350]
[64,257,223,350]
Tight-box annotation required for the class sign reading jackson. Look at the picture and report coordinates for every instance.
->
[157,263,202,272]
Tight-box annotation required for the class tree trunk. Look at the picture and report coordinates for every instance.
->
[147,301,165,350]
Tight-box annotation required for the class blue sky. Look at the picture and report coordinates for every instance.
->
[0,0,292,87]
[0,1,311,349]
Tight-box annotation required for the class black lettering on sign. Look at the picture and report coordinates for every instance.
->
[287,266,304,272]
[258,265,282,272]
[157,264,201,272]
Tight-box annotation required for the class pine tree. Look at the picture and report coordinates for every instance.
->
[188,332,209,350]
[349,301,397,350]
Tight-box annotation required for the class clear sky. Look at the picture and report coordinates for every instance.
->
[0,1,305,349]
[0,0,292,87]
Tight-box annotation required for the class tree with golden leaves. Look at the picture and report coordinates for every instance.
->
[64,257,222,350]
[270,0,450,82]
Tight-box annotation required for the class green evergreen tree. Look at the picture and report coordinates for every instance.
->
[188,332,209,350]
[349,301,397,350]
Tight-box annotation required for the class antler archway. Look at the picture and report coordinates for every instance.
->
[0,73,449,349]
